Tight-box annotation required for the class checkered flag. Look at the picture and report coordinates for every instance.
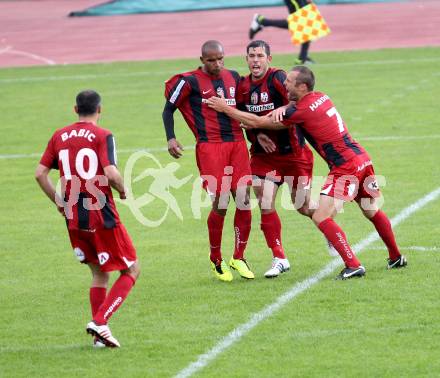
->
[287,3,331,45]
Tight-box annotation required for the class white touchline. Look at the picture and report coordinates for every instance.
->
[174,186,440,378]
[2,135,440,160]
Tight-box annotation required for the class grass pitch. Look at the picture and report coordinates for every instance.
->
[1,47,440,377]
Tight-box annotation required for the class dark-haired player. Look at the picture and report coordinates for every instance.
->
[35,90,140,347]
[207,66,407,280]
[249,0,314,65]
[162,40,253,282]
[237,40,314,278]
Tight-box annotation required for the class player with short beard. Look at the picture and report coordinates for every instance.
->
[162,40,254,282]
[35,90,140,347]
[208,66,407,280]
[237,40,314,278]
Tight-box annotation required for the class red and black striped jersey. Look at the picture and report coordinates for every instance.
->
[40,121,120,230]
[237,67,310,158]
[164,68,244,143]
[282,91,368,168]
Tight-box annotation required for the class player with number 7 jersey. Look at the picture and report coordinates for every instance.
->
[283,92,368,171]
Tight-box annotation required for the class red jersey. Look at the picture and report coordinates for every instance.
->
[164,68,244,143]
[282,91,368,168]
[40,121,120,230]
[237,67,310,158]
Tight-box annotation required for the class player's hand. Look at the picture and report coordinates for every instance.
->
[257,133,276,153]
[206,96,228,112]
[56,204,65,217]
[271,105,288,123]
[119,191,126,200]
[239,122,255,130]
[167,138,184,159]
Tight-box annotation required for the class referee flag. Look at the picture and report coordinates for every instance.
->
[287,3,330,45]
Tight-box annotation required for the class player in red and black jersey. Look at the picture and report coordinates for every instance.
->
[36,90,140,347]
[237,40,314,278]
[162,40,253,282]
[208,66,407,280]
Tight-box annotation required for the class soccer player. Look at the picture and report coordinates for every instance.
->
[238,40,314,278]
[249,0,314,65]
[35,90,140,347]
[207,66,407,280]
[162,40,254,282]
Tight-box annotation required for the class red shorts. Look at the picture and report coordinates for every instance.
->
[251,149,314,190]
[196,140,252,194]
[68,224,137,272]
[321,155,380,201]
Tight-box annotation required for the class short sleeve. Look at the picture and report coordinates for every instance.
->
[98,132,117,168]
[165,75,191,107]
[281,105,299,127]
[236,78,246,109]
[273,70,288,104]
[40,136,58,169]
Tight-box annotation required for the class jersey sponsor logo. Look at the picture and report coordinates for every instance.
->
[245,103,275,113]
[229,87,235,97]
[261,92,269,103]
[202,98,236,106]
[73,247,86,262]
[309,94,330,111]
[98,252,110,265]
[202,89,212,95]
[61,129,96,143]
[216,87,224,97]
[170,79,185,104]
[251,92,258,105]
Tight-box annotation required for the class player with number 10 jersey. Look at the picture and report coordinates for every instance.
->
[40,122,120,230]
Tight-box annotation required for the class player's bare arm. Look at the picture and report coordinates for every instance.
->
[104,165,126,199]
[207,96,287,130]
[35,164,64,215]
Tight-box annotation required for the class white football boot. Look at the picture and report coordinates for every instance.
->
[264,257,290,278]
[86,321,120,348]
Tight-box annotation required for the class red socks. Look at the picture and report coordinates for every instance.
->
[89,287,106,317]
[318,218,361,268]
[207,210,225,263]
[233,209,252,259]
[370,210,401,260]
[93,274,136,325]
[261,211,286,259]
